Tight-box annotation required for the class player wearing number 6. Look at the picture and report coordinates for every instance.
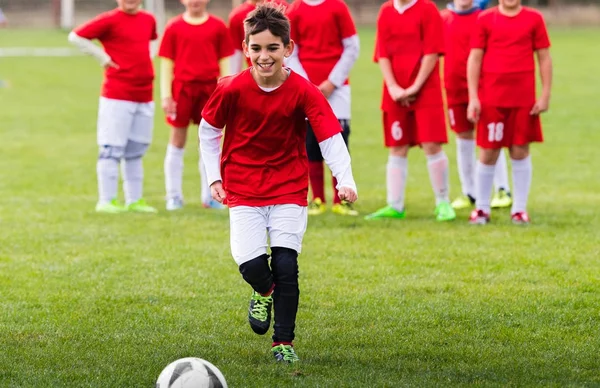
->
[366,0,455,222]
[466,0,552,224]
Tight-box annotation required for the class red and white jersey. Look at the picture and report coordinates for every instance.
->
[287,0,357,86]
[228,0,289,68]
[74,8,157,102]
[374,0,445,111]
[440,8,479,106]
[159,15,234,83]
[201,69,341,208]
[471,6,550,107]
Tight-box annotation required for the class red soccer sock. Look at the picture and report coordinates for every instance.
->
[272,342,293,347]
[260,284,275,297]
[332,176,341,204]
[308,161,325,202]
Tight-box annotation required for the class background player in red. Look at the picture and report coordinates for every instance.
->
[69,0,158,214]
[286,0,360,216]
[366,0,456,222]
[228,0,289,74]
[160,0,234,211]
[441,0,513,211]
[199,3,357,363]
[467,0,552,224]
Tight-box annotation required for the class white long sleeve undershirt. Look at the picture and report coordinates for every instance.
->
[328,34,360,88]
[229,50,244,75]
[284,46,309,80]
[198,120,357,194]
[68,31,111,66]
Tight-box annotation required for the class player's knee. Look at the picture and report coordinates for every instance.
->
[124,140,149,160]
[271,247,299,285]
[238,254,273,294]
[98,145,124,161]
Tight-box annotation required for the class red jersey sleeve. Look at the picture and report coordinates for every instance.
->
[228,12,244,50]
[201,78,232,128]
[373,10,388,62]
[217,21,235,59]
[422,2,444,55]
[471,13,487,49]
[336,2,357,39]
[302,82,342,142]
[74,13,111,40]
[532,13,551,51]
[158,21,175,60]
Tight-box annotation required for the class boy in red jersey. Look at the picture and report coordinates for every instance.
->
[228,0,288,74]
[159,0,234,211]
[199,3,357,363]
[467,0,552,225]
[286,0,360,216]
[442,0,512,211]
[366,0,455,222]
[69,0,158,214]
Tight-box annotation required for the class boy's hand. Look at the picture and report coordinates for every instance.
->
[403,83,420,98]
[210,181,227,203]
[530,97,549,115]
[467,98,481,123]
[338,187,357,203]
[162,97,177,118]
[387,84,406,102]
[318,80,336,98]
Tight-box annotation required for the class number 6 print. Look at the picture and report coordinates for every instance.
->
[391,121,403,141]
[487,122,504,142]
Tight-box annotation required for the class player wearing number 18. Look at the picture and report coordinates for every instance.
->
[466,0,552,224]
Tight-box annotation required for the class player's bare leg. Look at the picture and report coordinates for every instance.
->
[471,147,501,224]
[509,144,531,224]
[365,146,408,220]
[164,127,187,210]
[452,130,476,209]
[423,142,456,221]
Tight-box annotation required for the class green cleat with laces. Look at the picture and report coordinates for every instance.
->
[435,200,456,222]
[491,189,512,209]
[364,205,406,220]
[248,291,273,335]
[126,198,158,213]
[272,344,299,363]
[95,199,126,214]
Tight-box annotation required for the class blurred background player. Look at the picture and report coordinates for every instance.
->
[286,0,360,216]
[467,0,552,224]
[366,0,455,222]
[160,0,234,211]
[228,0,288,74]
[442,0,513,211]
[0,8,8,27]
[200,3,357,363]
[68,0,158,214]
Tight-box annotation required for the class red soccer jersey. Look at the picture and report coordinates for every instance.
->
[471,6,550,107]
[374,0,445,111]
[74,8,157,102]
[287,0,357,85]
[441,9,479,105]
[201,69,341,208]
[228,0,289,68]
[159,15,234,83]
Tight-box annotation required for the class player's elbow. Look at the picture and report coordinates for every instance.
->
[67,31,79,44]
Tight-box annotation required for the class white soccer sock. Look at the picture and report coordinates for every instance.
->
[475,161,496,213]
[426,151,450,205]
[164,144,184,200]
[97,158,120,204]
[199,154,212,204]
[511,156,532,214]
[493,150,511,193]
[122,157,144,205]
[456,138,476,197]
[386,155,407,212]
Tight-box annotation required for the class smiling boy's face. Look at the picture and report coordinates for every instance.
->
[244,29,293,78]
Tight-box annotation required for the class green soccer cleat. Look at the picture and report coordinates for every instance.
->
[271,344,299,364]
[331,200,359,216]
[307,198,326,216]
[435,201,456,222]
[248,291,273,335]
[451,194,475,210]
[126,198,158,213]
[95,199,126,214]
[491,189,512,209]
[364,205,406,220]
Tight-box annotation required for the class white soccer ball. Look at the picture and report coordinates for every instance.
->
[156,357,228,388]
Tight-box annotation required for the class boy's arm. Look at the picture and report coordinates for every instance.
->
[229,50,244,74]
[160,58,176,117]
[68,31,114,67]
[466,48,483,122]
[531,48,552,115]
[404,53,439,97]
[324,34,360,91]
[198,119,224,186]
[319,134,357,199]
[220,56,232,77]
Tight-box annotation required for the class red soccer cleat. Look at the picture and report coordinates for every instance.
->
[469,209,490,225]
[511,212,530,225]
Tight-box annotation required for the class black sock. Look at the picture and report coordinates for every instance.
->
[270,247,299,344]
[238,254,274,295]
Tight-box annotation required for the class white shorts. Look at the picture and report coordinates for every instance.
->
[229,204,308,265]
[97,97,155,146]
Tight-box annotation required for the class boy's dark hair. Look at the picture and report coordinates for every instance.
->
[244,3,290,45]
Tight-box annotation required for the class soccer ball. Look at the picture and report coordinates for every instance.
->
[156,357,228,388]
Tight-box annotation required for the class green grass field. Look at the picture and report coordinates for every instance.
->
[1,28,599,387]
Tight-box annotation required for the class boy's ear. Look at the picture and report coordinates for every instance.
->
[284,40,295,58]
[242,40,250,58]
